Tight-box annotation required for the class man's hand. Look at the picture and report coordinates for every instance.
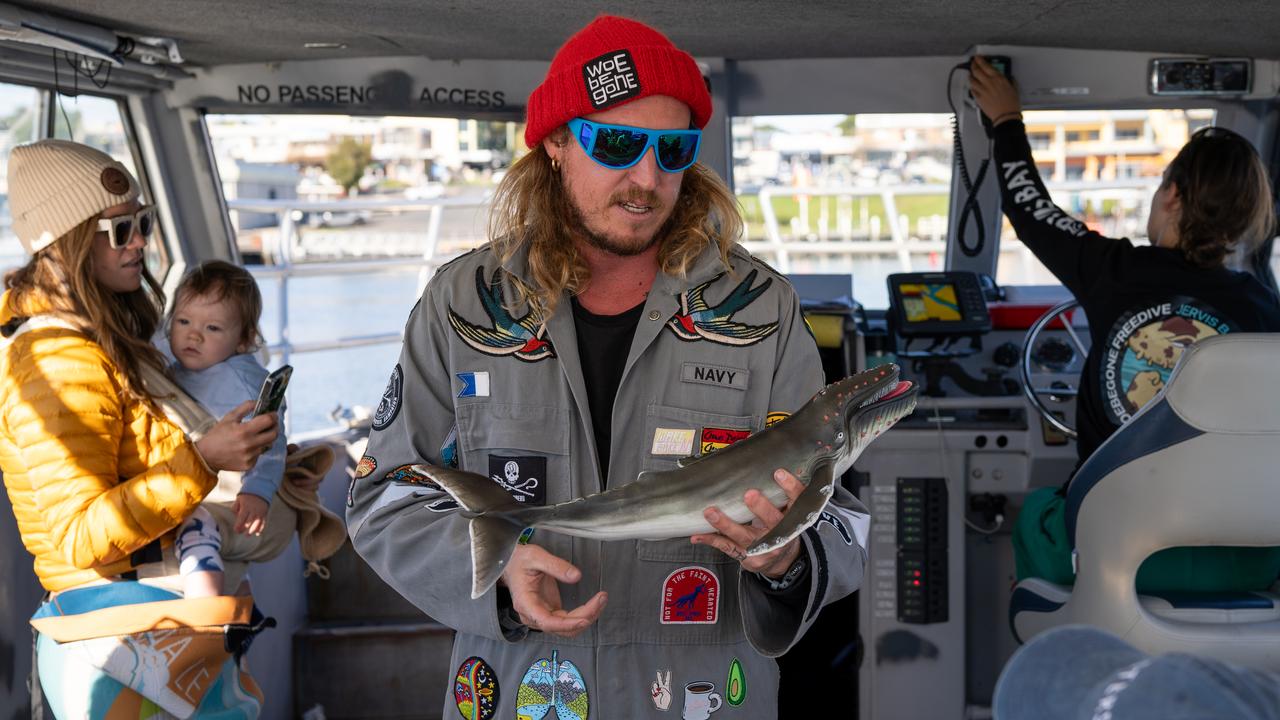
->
[691,468,805,579]
[501,543,608,638]
[233,493,270,535]
[969,55,1022,126]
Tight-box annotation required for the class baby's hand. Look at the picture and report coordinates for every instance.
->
[233,494,270,535]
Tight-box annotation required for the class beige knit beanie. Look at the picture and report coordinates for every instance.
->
[8,139,140,255]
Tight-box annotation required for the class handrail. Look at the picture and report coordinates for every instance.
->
[753,177,1163,273]
[228,196,488,436]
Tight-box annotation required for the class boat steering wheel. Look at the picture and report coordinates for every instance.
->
[1020,300,1089,439]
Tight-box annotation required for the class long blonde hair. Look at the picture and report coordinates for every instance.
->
[488,135,743,318]
[5,216,168,409]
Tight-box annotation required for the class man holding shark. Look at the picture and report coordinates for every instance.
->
[348,15,881,719]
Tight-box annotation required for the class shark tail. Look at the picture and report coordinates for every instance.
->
[418,465,539,599]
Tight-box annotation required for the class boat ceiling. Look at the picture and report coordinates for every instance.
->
[13,0,1280,67]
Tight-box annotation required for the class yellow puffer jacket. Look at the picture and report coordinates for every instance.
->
[0,290,217,592]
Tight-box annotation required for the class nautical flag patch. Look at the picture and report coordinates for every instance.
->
[700,427,750,455]
[583,49,641,110]
[652,427,696,456]
[488,455,546,505]
[372,364,403,431]
[661,565,720,624]
[457,371,490,398]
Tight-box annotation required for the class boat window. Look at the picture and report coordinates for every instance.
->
[0,83,44,276]
[52,92,171,279]
[206,113,521,434]
[995,108,1215,287]
[733,113,954,309]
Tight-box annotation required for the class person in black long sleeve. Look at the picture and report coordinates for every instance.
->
[970,56,1280,593]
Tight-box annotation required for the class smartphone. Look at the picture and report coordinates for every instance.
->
[252,364,292,417]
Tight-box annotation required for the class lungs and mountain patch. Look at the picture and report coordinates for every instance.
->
[1100,297,1234,424]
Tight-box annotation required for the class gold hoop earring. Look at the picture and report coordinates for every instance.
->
[551,157,561,172]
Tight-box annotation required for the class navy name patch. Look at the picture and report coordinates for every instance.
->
[488,455,546,505]
[681,362,748,390]
[583,50,640,109]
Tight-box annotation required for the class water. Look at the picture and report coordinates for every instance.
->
[256,270,423,434]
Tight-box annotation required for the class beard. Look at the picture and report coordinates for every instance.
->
[567,188,672,257]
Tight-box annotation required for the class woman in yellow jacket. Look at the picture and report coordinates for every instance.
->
[1,140,279,718]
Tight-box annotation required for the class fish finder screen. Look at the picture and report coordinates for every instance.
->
[900,283,963,322]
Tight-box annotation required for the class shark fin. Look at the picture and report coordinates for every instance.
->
[469,515,527,599]
[745,462,836,557]
[417,465,534,599]
[420,465,521,516]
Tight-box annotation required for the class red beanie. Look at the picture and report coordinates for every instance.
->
[524,15,712,148]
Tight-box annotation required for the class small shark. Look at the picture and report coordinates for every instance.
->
[419,364,918,598]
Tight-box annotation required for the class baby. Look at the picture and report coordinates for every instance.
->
[166,260,286,598]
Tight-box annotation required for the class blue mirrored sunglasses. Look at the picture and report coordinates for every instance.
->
[566,118,701,173]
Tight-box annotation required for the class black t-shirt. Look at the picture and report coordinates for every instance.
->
[571,296,645,488]
[994,120,1280,466]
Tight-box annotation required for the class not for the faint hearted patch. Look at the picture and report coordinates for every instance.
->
[661,566,720,624]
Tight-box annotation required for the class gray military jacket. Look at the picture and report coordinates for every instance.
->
[347,239,869,719]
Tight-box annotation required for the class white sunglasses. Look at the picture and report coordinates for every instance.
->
[96,205,156,249]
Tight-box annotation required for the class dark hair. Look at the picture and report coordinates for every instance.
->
[172,260,264,351]
[1164,126,1275,269]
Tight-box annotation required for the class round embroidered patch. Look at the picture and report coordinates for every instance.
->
[454,656,499,720]
[371,364,403,431]
[100,167,130,195]
[354,455,377,479]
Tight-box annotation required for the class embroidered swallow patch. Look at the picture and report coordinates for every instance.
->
[652,427,696,456]
[667,269,779,346]
[448,267,554,362]
[661,566,720,624]
[700,427,750,455]
[454,656,499,720]
[457,371,491,398]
